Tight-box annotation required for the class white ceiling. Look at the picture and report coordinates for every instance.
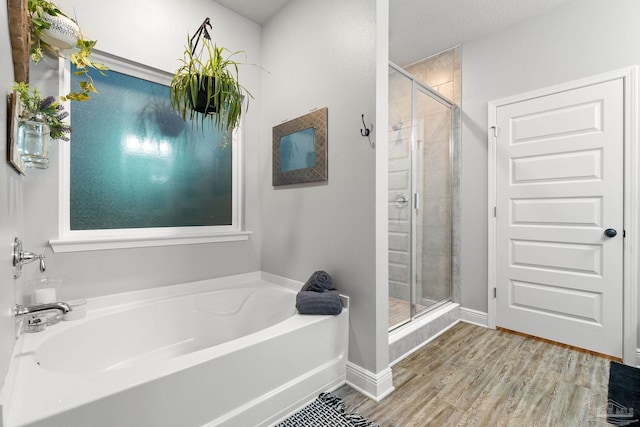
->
[389,0,575,66]
[213,0,575,66]
[213,0,290,25]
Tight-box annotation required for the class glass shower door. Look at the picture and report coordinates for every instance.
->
[413,87,452,317]
[388,63,453,331]
[388,66,413,329]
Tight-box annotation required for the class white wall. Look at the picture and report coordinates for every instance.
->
[460,0,640,343]
[259,0,382,372]
[19,0,264,300]
[0,0,25,388]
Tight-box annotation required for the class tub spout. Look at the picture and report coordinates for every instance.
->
[14,302,72,317]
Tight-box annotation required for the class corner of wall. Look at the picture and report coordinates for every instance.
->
[346,362,394,402]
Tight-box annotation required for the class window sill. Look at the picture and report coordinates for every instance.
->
[49,230,253,253]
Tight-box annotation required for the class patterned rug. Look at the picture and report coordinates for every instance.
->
[275,392,378,427]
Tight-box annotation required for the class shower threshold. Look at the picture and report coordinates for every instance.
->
[388,301,460,366]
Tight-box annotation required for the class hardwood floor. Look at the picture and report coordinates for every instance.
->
[334,322,611,426]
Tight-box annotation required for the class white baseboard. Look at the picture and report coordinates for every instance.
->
[459,307,489,328]
[345,363,394,402]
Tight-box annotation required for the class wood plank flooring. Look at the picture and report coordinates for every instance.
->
[334,322,611,426]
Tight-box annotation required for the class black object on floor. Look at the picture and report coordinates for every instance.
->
[275,392,378,427]
[608,361,640,426]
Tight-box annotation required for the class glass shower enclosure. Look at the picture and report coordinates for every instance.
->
[388,63,454,330]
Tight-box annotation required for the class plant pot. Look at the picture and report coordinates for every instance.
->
[39,13,80,50]
[188,76,219,115]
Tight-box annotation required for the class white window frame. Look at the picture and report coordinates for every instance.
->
[49,52,250,253]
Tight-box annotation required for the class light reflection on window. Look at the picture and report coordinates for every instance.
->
[123,135,172,158]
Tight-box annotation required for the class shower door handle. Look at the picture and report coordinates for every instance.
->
[395,194,409,208]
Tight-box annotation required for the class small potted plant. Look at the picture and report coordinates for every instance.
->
[13,81,71,168]
[14,82,71,141]
[170,17,252,132]
[28,0,107,101]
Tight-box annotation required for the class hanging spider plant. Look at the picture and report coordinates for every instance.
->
[170,17,252,133]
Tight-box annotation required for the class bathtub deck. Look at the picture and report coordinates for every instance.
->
[334,322,610,426]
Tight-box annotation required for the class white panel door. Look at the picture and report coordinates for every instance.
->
[495,78,624,357]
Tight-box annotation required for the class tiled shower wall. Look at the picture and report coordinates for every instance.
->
[403,46,461,305]
[405,47,461,104]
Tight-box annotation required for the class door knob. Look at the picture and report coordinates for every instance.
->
[604,228,617,238]
[395,194,408,208]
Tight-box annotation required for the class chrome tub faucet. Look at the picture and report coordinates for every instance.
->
[14,302,72,333]
[14,302,72,317]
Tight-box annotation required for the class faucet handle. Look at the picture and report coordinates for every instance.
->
[12,238,46,278]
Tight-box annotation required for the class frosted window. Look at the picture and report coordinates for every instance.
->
[70,66,232,230]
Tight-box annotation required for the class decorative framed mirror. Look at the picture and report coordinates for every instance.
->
[272,107,328,186]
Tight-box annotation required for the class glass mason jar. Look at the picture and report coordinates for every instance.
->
[17,112,50,169]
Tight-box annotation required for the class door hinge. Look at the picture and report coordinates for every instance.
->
[414,193,420,210]
[490,126,499,138]
[623,229,626,238]
[493,206,497,217]
[494,287,497,298]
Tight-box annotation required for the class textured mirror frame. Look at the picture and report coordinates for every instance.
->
[272,107,328,186]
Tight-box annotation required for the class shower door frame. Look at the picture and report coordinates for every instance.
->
[389,62,455,330]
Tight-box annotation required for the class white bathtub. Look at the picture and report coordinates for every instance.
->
[2,272,349,427]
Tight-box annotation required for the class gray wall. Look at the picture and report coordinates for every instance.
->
[460,0,640,345]
[0,0,25,387]
[259,0,379,372]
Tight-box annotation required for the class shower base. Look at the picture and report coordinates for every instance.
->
[388,302,459,365]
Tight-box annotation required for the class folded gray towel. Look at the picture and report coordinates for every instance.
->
[301,270,336,293]
[296,290,342,315]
